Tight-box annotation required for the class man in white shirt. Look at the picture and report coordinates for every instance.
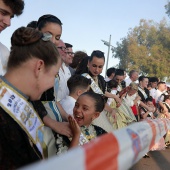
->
[125,70,139,87]
[65,42,75,76]
[0,0,24,75]
[104,67,116,82]
[55,40,71,101]
[149,77,159,100]
[155,81,167,104]
[0,42,9,75]
[60,75,91,115]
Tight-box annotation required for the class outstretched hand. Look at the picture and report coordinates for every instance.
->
[104,91,122,105]
[68,115,81,148]
[54,121,73,138]
[43,116,73,138]
[68,115,81,138]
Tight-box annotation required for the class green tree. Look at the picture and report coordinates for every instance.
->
[165,1,170,17]
[113,19,170,79]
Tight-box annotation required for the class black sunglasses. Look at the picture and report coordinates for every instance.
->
[57,46,67,52]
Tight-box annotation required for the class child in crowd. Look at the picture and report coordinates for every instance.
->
[121,82,141,121]
[140,97,160,120]
[56,92,107,154]
[60,75,91,115]
[120,82,154,121]
[106,79,119,106]
[45,75,91,156]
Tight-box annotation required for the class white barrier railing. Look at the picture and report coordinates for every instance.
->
[22,118,170,170]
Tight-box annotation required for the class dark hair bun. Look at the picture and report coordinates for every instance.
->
[11,26,42,46]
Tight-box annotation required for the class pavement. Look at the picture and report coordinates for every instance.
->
[130,146,170,170]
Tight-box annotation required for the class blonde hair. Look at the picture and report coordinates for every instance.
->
[129,82,138,91]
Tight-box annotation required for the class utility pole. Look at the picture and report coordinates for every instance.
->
[101,35,113,78]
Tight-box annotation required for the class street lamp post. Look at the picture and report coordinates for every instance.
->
[101,35,113,78]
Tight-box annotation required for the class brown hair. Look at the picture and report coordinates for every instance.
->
[70,51,87,69]
[80,92,105,112]
[67,75,91,94]
[2,0,24,16]
[7,27,60,70]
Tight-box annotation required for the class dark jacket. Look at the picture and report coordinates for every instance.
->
[0,107,42,170]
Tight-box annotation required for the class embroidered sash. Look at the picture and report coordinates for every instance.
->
[138,86,148,100]
[163,102,170,113]
[0,79,44,156]
[79,133,89,145]
[77,125,98,145]
[141,107,153,117]
[68,132,89,146]
[82,73,103,94]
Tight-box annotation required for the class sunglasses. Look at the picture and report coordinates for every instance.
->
[57,46,67,52]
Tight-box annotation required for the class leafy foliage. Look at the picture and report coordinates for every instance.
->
[113,19,170,79]
[165,1,170,17]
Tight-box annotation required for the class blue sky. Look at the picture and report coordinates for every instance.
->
[0,0,169,76]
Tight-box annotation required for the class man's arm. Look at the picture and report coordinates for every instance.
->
[43,116,72,137]
[56,102,69,121]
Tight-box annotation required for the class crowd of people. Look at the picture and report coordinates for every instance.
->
[0,0,170,169]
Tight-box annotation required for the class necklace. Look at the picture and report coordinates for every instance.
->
[81,125,97,141]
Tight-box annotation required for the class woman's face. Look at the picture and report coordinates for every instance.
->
[40,22,62,46]
[140,78,148,88]
[115,75,124,85]
[73,95,99,127]
[150,82,157,88]
[32,58,61,100]
[88,56,105,76]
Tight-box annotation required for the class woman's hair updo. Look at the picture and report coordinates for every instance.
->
[37,14,62,31]
[7,27,60,70]
[11,26,42,46]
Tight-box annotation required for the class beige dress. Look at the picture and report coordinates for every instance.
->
[107,99,137,130]
[92,110,114,132]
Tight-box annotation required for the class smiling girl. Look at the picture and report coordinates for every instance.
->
[56,92,107,154]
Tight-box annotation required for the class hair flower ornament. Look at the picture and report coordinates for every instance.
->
[41,32,52,41]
